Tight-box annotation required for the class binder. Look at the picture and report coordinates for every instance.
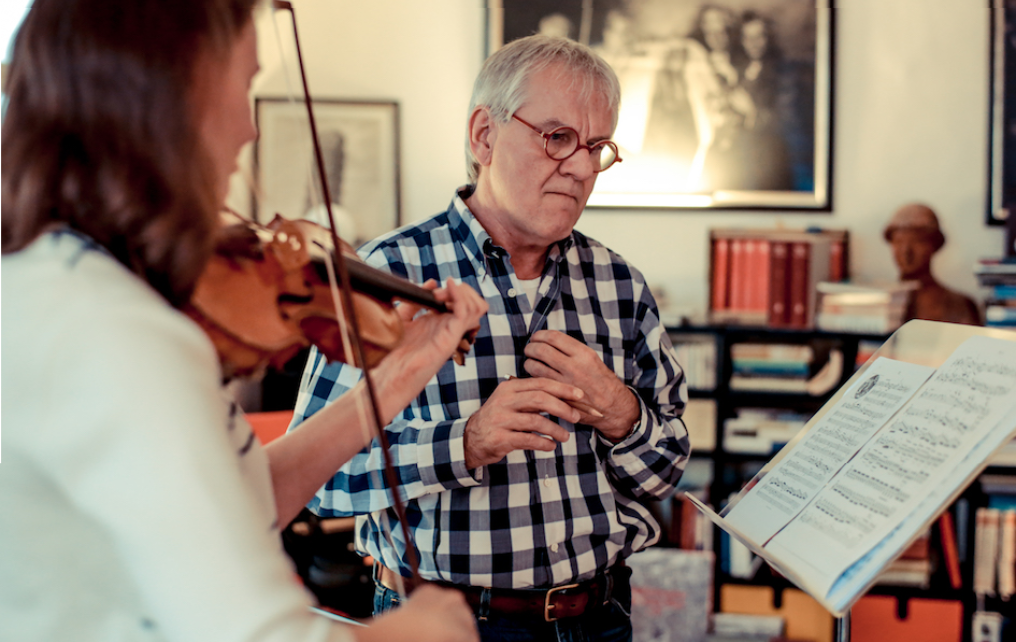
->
[850,596,963,642]
[720,585,833,642]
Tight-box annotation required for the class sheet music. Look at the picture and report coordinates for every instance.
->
[765,336,1016,597]
[725,357,935,543]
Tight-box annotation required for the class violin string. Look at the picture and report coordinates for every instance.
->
[269,2,415,598]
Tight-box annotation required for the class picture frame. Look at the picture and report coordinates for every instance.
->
[254,98,401,246]
[486,0,834,211]
[989,0,1015,226]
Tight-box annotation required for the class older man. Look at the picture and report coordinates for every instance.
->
[289,35,690,642]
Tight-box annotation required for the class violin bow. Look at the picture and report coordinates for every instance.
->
[272,0,422,591]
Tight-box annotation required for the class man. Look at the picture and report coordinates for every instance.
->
[884,202,981,325]
[289,35,690,641]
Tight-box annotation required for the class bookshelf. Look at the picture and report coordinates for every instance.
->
[665,323,1016,642]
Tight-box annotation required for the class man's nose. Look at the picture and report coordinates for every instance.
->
[558,147,597,180]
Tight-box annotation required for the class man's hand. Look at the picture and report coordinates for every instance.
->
[523,329,640,442]
[463,377,581,469]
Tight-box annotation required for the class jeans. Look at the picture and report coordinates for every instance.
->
[373,568,633,642]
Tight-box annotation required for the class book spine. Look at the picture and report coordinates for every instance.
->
[1000,509,1015,600]
[730,239,747,312]
[768,241,789,327]
[753,239,771,313]
[939,512,962,590]
[829,239,844,282]
[712,237,730,312]
[788,242,810,328]
[973,507,1000,596]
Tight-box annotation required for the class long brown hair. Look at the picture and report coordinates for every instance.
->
[1,0,257,306]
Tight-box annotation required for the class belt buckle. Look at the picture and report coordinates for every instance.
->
[544,583,580,622]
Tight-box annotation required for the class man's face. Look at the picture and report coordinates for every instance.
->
[481,64,613,250]
[890,228,937,279]
[742,20,767,61]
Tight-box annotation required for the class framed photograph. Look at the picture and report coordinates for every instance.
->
[254,98,400,246]
[989,0,1015,226]
[486,0,833,210]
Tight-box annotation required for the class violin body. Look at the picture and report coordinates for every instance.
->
[186,214,403,379]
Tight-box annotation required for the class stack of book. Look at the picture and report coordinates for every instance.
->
[709,228,848,329]
[671,337,718,391]
[723,408,810,456]
[727,342,842,396]
[976,258,1016,328]
[814,281,917,335]
[709,612,784,642]
[874,529,933,589]
[728,343,813,392]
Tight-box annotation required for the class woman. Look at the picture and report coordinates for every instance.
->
[0,1,484,641]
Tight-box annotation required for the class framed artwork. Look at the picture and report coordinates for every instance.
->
[486,0,834,210]
[989,0,1015,226]
[254,98,401,246]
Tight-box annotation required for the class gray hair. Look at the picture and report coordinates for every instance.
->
[465,35,621,184]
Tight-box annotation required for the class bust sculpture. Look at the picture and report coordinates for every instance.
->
[884,203,981,326]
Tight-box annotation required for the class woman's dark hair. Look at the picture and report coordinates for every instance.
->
[1,0,258,306]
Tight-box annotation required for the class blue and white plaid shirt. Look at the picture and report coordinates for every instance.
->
[290,187,690,589]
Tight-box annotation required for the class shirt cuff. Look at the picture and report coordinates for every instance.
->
[416,418,483,490]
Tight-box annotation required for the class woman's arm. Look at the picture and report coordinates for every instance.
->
[265,279,487,527]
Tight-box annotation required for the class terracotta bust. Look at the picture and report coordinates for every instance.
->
[884,203,981,326]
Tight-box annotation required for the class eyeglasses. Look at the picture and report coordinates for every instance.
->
[511,114,622,172]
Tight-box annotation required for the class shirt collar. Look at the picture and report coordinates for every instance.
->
[449,185,575,277]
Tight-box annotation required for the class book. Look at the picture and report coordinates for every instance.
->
[687,322,1016,616]
[815,281,918,335]
[709,228,845,327]
[938,511,963,590]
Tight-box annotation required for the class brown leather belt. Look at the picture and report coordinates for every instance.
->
[374,563,620,622]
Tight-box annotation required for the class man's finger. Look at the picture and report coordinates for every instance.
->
[528,329,584,356]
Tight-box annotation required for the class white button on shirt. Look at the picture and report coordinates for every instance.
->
[507,288,517,297]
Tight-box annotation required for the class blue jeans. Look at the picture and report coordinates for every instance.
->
[373,570,633,642]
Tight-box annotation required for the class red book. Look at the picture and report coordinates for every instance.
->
[753,240,771,313]
[788,242,810,328]
[768,241,790,326]
[711,237,730,312]
[829,240,844,282]
[729,239,746,311]
[938,512,962,590]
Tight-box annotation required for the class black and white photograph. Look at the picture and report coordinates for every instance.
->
[488,0,832,210]
[254,98,400,246]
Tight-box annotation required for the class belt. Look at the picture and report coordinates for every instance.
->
[374,563,621,622]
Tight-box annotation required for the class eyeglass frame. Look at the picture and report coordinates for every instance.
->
[510,114,623,173]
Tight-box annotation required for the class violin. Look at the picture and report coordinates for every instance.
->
[186,211,452,379]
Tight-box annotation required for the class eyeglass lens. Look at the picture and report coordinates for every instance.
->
[545,127,618,172]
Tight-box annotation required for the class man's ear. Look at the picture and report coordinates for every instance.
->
[468,106,498,168]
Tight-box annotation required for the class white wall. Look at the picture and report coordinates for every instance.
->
[245,0,1005,319]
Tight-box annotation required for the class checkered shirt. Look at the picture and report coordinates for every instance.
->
[289,187,690,589]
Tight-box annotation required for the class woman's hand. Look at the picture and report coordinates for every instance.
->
[372,278,487,425]
[353,585,478,642]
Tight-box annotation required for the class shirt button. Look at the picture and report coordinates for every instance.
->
[544,478,552,488]
[551,543,559,553]
[507,288,518,297]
